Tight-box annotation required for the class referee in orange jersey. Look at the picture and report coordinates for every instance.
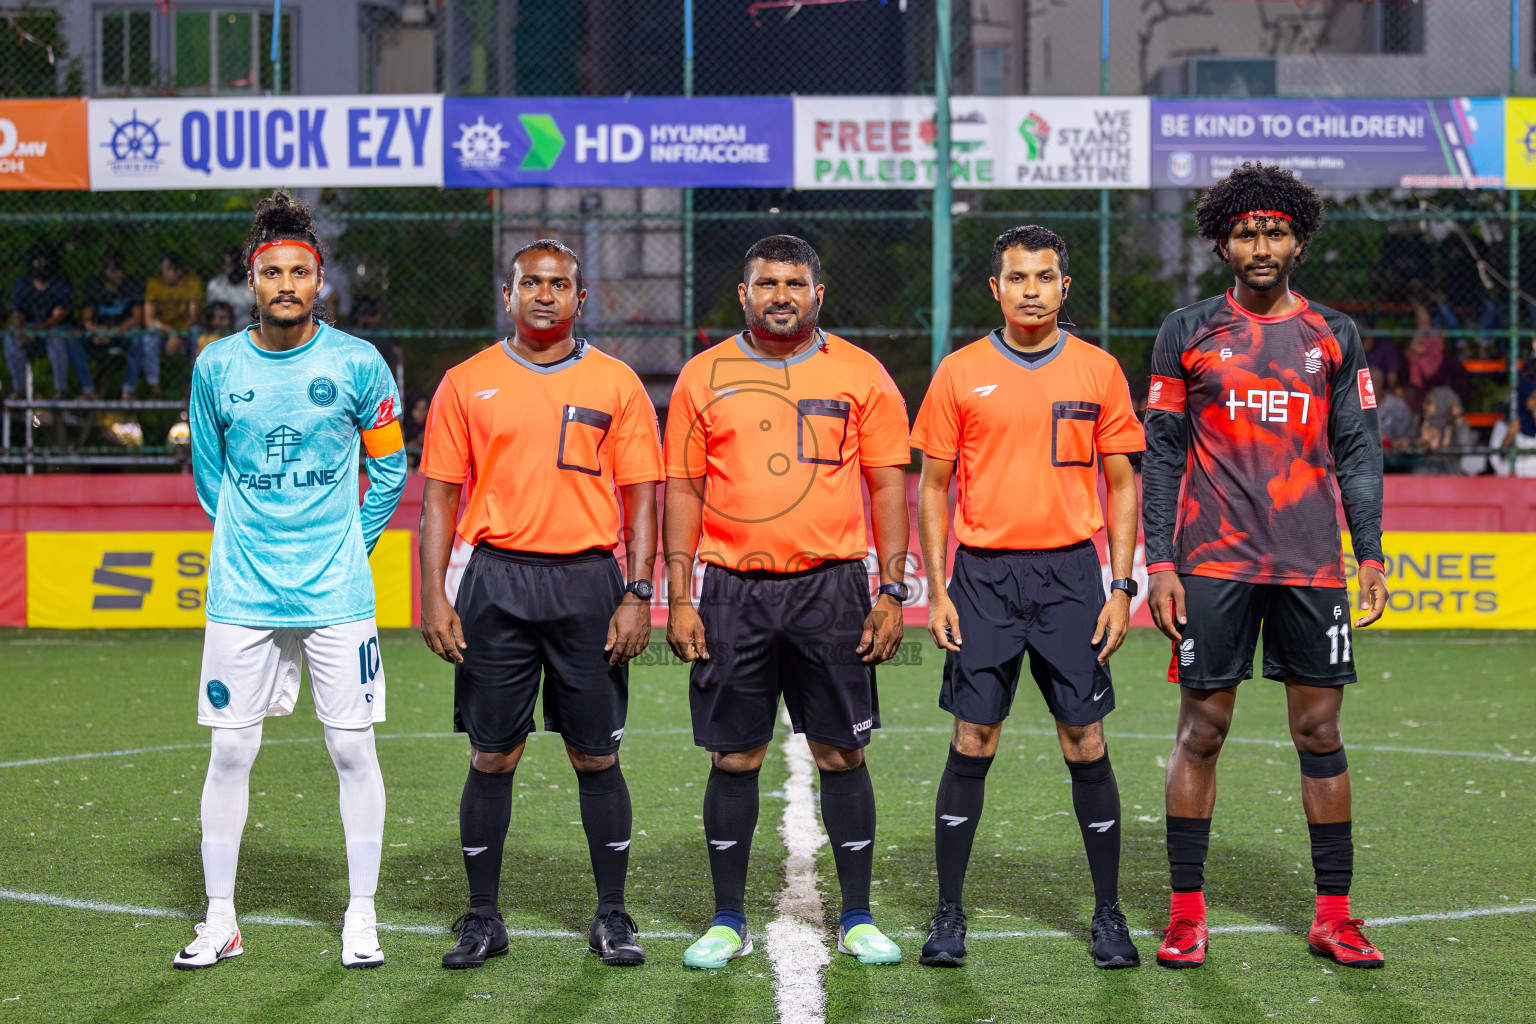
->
[418,240,663,969]
[910,226,1145,971]
[664,235,912,969]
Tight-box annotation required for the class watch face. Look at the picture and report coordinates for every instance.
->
[628,579,654,601]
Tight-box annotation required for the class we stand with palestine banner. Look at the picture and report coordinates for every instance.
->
[8,91,1536,192]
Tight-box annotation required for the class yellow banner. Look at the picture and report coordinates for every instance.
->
[25,530,412,629]
[1344,532,1536,628]
[1505,98,1536,189]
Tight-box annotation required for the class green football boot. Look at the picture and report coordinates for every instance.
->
[838,922,902,965]
[683,925,753,969]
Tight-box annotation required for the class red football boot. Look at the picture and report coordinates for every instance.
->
[1308,917,1384,969]
[1156,893,1208,969]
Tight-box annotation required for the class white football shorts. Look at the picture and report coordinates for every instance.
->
[198,618,386,729]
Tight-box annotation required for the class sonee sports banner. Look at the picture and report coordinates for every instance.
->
[23,530,412,629]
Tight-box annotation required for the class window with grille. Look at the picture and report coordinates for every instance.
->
[97,6,292,95]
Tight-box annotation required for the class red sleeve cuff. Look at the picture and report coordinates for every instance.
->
[1146,561,1176,574]
[1359,559,1384,574]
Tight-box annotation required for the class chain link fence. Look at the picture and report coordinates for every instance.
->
[2,0,1533,473]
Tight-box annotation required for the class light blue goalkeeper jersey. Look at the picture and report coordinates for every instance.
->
[190,323,407,628]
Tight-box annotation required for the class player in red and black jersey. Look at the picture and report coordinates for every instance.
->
[1142,163,1390,971]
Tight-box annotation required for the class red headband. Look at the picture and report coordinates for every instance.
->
[250,239,322,268]
[1227,209,1293,226]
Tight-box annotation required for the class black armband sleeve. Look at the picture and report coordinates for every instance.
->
[1327,316,1385,567]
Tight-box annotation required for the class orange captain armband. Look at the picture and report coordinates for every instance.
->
[361,419,404,458]
[1146,375,1186,413]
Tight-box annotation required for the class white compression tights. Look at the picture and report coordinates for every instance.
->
[199,723,385,919]
[323,724,386,915]
[200,723,263,919]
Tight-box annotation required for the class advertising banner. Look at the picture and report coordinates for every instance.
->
[87,96,442,191]
[1152,98,1504,189]
[1342,532,1536,629]
[24,530,413,628]
[0,98,89,190]
[442,97,793,188]
[1503,98,1536,188]
[793,96,1150,190]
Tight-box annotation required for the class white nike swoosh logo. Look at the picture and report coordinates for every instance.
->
[1088,820,1116,833]
[606,840,632,851]
[473,389,499,401]
[462,846,488,856]
[1092,688,1110,701]
[940,815,969,827]
[840,840,872,851]
[709,840,736,850]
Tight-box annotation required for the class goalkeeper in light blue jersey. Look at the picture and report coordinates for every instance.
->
[175,191,406,973]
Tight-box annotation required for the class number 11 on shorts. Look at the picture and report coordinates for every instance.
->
[1326,623,1351,665]
[358,636,381,685]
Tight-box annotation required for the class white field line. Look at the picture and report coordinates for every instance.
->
[2,885,1529,942]
[766,708,831,1024]
[0,887,693,939]
[7,728,1529,770]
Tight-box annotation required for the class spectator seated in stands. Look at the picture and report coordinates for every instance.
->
[143,252,203,388]
[401,389,430,471]
[197,302,236,356]
[1374,367,1415,452]
[81,250,145,402]
[204,246,252,320]
[1402,300,1469,414]
[1360,328,1400,391]
[1493,356,1536,479]
[5,241,91,400]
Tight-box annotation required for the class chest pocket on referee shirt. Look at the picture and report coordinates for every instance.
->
[1051,400,1101,468]
[797,398,851,466]
[557,405,613,476]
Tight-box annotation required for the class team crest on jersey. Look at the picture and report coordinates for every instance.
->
[1304,347,1324,374]
[206,679,230,709]
[308,377,337,407]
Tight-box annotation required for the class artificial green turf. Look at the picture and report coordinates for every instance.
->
[0,627,1532,1023]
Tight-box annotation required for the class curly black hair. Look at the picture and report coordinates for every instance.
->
[243,190,327,269]
[991,224,1069,277]
[1193,162,1324,264]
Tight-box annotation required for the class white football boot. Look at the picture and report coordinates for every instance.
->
[341,908,385,969]
[173,916,243,970]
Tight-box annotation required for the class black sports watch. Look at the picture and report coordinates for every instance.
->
[1109,578,1138,598]
[877,582,911,602]
[623,579,655,601]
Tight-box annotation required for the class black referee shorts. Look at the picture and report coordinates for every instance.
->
[939,541,1114,728]
[453,543,628,757]
[689,559,880,753]
[1168,574,1358,689]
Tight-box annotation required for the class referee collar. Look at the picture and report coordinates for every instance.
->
[499,337,588,374]
[735,330,825,367]
[989,327,1066,370]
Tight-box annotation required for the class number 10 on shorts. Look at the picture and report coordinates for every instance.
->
[358,636,381,685]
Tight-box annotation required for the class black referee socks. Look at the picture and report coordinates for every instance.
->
[819,762,878,916]
[934,746,993,905]
[1066,754,1122,908]
[459,764,516,914]
[703,764,760,917]
[577,762,633,914]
